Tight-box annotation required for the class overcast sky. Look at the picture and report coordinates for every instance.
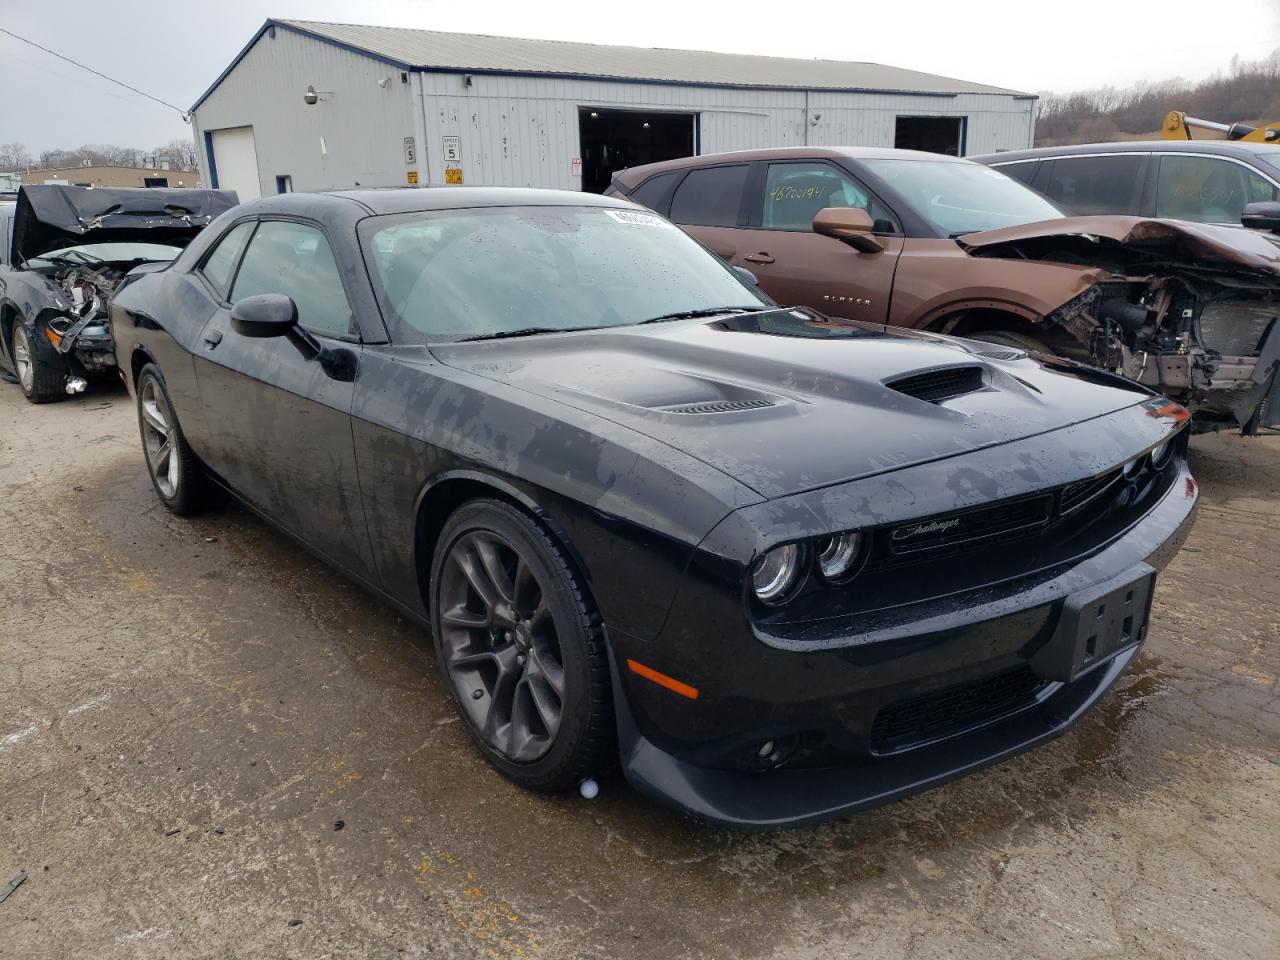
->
[4,0,1278,155]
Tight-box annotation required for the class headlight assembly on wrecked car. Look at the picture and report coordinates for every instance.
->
[109,186,1198,828]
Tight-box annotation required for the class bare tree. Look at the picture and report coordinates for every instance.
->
[0,142,33,173]
[150,138,198,171]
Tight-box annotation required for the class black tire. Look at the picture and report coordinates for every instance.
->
[969,329,1053,355]
[135,363,215,515]
[429,498,614,792]
[11,322,67,404]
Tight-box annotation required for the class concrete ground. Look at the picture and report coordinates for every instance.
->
[0,380,1277,960]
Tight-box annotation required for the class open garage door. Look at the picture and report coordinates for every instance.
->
[579,108,695,193]
[894,116,966,156]
[208,126,261,201]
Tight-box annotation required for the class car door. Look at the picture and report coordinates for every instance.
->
[192,218,377,581]
[730,159,904,323]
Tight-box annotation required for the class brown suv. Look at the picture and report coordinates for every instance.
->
[607,147,1280,433]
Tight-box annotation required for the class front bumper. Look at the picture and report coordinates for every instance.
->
[608,460,1198,829]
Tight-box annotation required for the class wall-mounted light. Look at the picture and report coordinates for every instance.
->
[589,111,599,118]
[642,121,651,129]
[304,84,334,105]
[463,74,473,88]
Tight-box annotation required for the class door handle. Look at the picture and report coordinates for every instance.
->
[202,329,223,349]
[743,252,775,264]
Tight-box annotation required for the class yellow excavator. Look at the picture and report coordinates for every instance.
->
[1162,111,1279,143]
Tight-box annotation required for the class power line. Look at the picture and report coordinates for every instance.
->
[0,26,189,119]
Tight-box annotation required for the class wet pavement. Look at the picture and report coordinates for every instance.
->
[1,381,1277,959]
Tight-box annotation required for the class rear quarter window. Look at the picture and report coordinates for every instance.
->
[669,164,750,227]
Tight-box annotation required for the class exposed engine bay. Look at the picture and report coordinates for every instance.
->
[963,224,1280,434]
[42,261,131,376]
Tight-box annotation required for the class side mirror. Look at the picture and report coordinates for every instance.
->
[732,265,759,286]
[230,293,298,337]
[1242,200,1280,233]
[812,207,884,253]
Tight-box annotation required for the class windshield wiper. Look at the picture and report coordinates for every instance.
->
[454,326,575,343]
[635,306,762,325]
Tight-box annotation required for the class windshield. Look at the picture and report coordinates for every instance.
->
[861,159,1064,235]
[29,242,182,266]
[359,205,768,342]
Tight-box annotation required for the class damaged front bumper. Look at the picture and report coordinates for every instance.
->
[44,313,118,374]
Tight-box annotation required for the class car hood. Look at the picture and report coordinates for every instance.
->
[11,184,239,262]
[957,215,1280,278]
[434,308,1154,500]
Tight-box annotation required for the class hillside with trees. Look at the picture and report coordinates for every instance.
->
[1035,50,1280,146]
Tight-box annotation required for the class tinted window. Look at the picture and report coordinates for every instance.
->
[669,165,749,227]
[1156,155,1280,223]
[628,171,682,213]
[1043,155,1143,215]
[360,205,767,343]
[231,221,354,336]
[997,161,1039,186]
[762,161,894,232]
[199,221,255,298]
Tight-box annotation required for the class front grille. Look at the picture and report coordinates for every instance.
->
[1061,468,1123,515]
[885,365,985,403]
[657,399,775,415]
[1198,300,1275,356]
[887,494,1054,556]
[870,665,1049,754]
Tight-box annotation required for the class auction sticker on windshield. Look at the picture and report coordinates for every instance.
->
[605,209,673,227]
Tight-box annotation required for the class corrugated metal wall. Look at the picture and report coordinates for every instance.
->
[193,28,419,197]
[192,29,1036,194]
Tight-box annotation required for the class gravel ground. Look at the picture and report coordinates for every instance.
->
[1,380,1277,960]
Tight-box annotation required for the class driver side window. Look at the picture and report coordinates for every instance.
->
[231,221,355,337]
[762,162,894,233]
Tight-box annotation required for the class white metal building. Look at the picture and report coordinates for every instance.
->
[191,19,1037,200]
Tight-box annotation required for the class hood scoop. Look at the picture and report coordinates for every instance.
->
[885,365,986,404]
[657,398,777,415]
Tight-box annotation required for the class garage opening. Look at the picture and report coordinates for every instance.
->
[578,108,695,193]
[894,116,965,156]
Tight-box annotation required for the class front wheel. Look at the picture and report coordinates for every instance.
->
[11,323,66,404]
[430,499,614,792]
[135,363,215,515]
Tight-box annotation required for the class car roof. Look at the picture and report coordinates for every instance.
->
[243,186,635,217]
[971,140,1279,163]
[613,146,968,184]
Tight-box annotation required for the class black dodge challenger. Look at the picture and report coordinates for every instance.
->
[110,188,1198,828]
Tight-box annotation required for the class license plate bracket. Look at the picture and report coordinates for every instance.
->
[1034,563,1156,682]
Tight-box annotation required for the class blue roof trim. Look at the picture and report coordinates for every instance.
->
[190,19,1027,111]
[189,19,414,113]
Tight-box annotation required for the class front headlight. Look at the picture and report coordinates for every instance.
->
[751,543,802,604]
[1149,439,1172,469]
[815,532,862,581]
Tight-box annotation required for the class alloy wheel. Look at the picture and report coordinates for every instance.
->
[12,327,33,393]
[438,530,566,763]
[140,377,180,499]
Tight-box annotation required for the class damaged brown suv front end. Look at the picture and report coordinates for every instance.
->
[959,217,1280,433]
[608,148,1279,434]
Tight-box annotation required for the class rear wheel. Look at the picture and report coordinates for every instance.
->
[969,329,1052,355]
[11,323,66,404]
[430,499,613,792]
[136,363,215,515]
